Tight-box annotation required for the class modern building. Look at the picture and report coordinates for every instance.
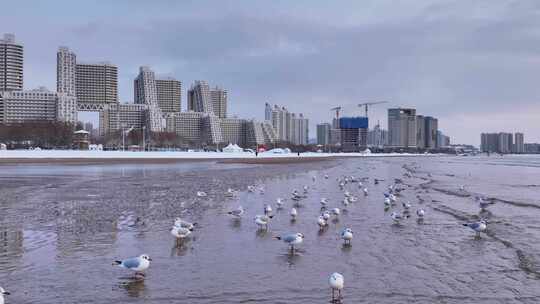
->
[436,130,450,148]
[266,104,309,145]
[339,116,368,152]
[100,103,147,135]
[525,143,540,154]
[481,132,518,154]
[415,115,425,149]
[514,133,524,153]
[0,87,77,124]
[187,80,213,114]
[424,116,438,149]
[164,111,204,143]
[210,86,227,118]
[0,33,23,92]
[317,123,331,145]
[57,47,77,97]
[76,62,118,104]
[133,66,165,132]
[367,124,388,147]
[155,78,181,113]
[387,108,417,148]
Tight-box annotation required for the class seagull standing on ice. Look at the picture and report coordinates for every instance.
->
[0,287,10,304]
[264,204,273,215]
[224,188,236,197]
[276,198,285,209]
[463,220,487,238]
[402,201,412,211]
[416,209,425,218]
[340,228,353,245]
[332,208,341,216]
[275,232,304,253]
[322,211,331,221]
[320,198,329,207]
[114,254,152,277]
[255,215,272,230]
[390,211,404,224]
[228,206,244,218]
[196,191,207,198]
[324,174,329,179]
[317,216,327,229]
[329,272,344,302]
[363,188,368,196]
[290,208,298,220]
[174,218,197,231]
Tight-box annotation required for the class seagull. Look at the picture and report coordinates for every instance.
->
[344,191,351,198]
[342,198,350,207]
[303,185,309,194]
[255,215,272,229]
[174,218,197,231]
[390,211,404,224]
[477,197,490,210]
[259,186,265,194]
[320,198,329,207]
[196,191,207,198]
[340,228,353,245]
[389,194,397,203]
[322,211,331,221]
[290,208,298,220]
[402,201,411,210]
[0,287,10,304]
[384,197,391,206]
[264,204,273,215]
[348,196,357,203]
[275,232,304,253]
[358,181,363,188]
[247,185,256,193]
[416,209,425,218]
[114,254,152,277]
[324,174,329,179]
[312,176,317,182]
[317,216,327,229]
[459,185,465,191]
[224,188,236,197]
[171,225,191,242]
[329,272,344,302]
[363,188,368,196]
[463,220,487,238]
[331,208,341,216]
[228,206,244,218]
[276,198,285,209]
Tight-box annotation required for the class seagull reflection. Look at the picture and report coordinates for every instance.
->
[119,277,146,298]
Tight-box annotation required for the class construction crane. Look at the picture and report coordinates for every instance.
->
[357,101,388,118]
[330,106,342,120]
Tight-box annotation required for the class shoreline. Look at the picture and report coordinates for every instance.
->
[0,150,442,165]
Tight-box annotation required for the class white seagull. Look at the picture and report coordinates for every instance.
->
[255,214,272,229]
[390,211,404,224]
[114,254,152,277]
[247,185,256,193]
[264,204,273,215]
[317,216,327,229]
[340,228,353,245]
[322,211,331,221]
[402,201,411,210]
[196,191,207,198]
[228,206,245,218]
[320,198,329,207]
[329,272,344,302]
[363,188,369,196]
[463,220,487,238]
[332,208,341,216]
[275,232,304,253]
[290,208,298,220]
[324,174,329,179]
[416,209,425,218]
[174,218,197,231]
[0,287,10,304]
[224,188,236,197]
[276,198,285,208]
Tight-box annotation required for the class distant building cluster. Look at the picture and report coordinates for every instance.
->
[265,103,309,145]
[316,107,450,151]
[480,132,525,154]
[0,33,283,149]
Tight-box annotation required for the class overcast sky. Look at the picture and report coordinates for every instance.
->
[2,0,540,145]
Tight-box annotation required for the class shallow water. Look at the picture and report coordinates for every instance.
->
[0,156,540,303]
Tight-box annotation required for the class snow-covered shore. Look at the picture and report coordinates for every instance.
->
[0,149,439,160]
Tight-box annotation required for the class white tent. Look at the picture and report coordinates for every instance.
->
[223,143,244,153]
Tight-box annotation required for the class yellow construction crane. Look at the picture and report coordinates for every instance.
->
[357,101,388,118]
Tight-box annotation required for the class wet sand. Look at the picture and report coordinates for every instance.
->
[1,156,540,303]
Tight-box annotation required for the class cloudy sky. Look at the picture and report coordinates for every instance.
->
[2,0,540,145]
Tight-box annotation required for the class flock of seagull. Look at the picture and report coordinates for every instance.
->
[111,169,489,304]
[0,167,491,304]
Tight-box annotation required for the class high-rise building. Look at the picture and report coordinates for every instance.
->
[0,33,23,92]
[339,117,368,151]
[210,86,227,118]
[134,66,165,132]
[0,87,76,124]
[367,124,388,147]
[264,102,273,121]
[481,132,517,153]
[317,123,331,145]
[100,103,147,136]
[75,62,118,104]
[155,78,181,113]
[436,130,450,148]
[514,133,524,153]
[416,115,425,149]
[266,104,308,145]
[424,116,438,149]
[56,47,77,97]
[187,80,213,114]
[388,108,417,148]
[498,132,513,153]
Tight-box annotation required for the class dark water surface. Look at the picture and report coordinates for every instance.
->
[1,156,540,303]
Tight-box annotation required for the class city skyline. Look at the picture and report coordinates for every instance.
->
[2,1,539,145]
